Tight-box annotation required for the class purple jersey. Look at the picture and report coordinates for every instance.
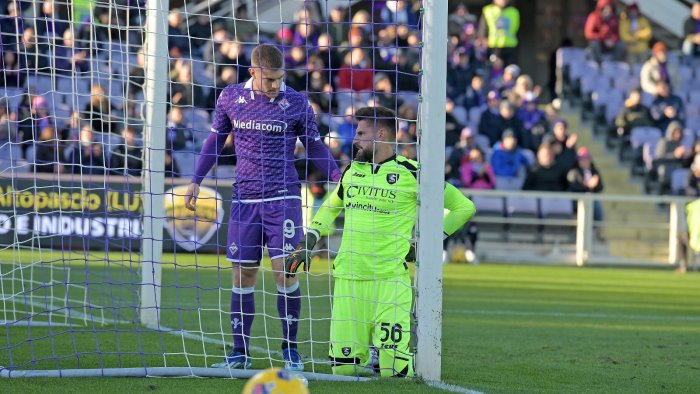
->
[192,79,340,200]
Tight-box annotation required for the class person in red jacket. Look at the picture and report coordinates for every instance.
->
[584,0,625,63]
[336,48,374,92]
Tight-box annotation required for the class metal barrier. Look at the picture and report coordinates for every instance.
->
[460,188,694,267]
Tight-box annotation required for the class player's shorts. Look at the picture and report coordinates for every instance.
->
[329,274,414,377]
[226,197,303,263]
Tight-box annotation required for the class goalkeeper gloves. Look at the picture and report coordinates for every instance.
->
[284,232,319,278]
[404,243,416,263]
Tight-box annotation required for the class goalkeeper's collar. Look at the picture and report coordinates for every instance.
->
[244,78,287,102]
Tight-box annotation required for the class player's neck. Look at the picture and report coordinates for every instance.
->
[371,148,396,165]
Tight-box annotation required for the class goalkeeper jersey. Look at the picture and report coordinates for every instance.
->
[308,155,476,280]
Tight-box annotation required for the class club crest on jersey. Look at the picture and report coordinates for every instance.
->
[229,242,238,255]
[386,173,399,184]
[342,347,352,356]
[278,98,290,110]
[236,96,247,104]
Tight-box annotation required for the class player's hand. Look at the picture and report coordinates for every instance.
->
[404,243,416,263]
[285,233,318,278]
[184,183,200,211]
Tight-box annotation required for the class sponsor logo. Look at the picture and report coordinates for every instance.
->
[229,242,238,255]
[232,119,288,133]
[283,243,295,253]
[351,172,366,178]
[232,317,243,330]
[342,347,352,357]
[236,96,247,104]
[386,173,399,184]
[346,185,397,199]
[345,201,390,214]
[278,98,290,110]
[163,185,224,251]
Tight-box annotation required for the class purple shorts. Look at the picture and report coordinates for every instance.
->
[226,197,304,263]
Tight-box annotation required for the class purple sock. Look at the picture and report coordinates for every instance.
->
[231,287,255,354]
[277,282,301,348]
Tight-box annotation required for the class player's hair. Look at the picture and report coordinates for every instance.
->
[355,106,397,140]
[250,44,284,69]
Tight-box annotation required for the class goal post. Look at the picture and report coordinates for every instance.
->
[415,0,448,382]
[0,0,448,382]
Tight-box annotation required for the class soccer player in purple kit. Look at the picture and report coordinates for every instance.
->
[184,44,341,371]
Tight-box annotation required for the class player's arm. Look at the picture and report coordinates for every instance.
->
[443,182,476,238]
[184,89,233,211]
[285,181,345,277]
[297,101,342,182]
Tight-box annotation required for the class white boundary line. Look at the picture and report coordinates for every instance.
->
[447,309,700,322]
[426,380,484,394]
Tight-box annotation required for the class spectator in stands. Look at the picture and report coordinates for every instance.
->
[371,73,403,112]
[84,85,115,134]
[380,1,419,27]
[1,51,23,89]
[188,14,214,54]
[336,48,373,92]
[505,74,540,108]
[69,124,107,175]
[0,1,21,51]
[217,133,237,167]
[325,131,351,170]
[110,127,142,177]
[35,0,70,42]
[479,90,503,144]
[398,102,418,142]
[336,106,356,157]
[166,107,193,151]
[490,130,531,180]
[685,158,700,197]
[650,81,685,131]
[315,33,342,72]
[517,92,548,147]
[460,147,495,190]
[18,27,50,74]
[463,74,486,111]
[351,10,373,37]
[55,29,89,76]
[446,127,479,185]
[167,10,189,56]
[547,119,578,172]
[478,0,520,66]
[682,3,700,66]
[619,2,652,65]
[447,48,475,100]
[445,97,465,147]
[293,11,320,49]
[498,64,520,93]
[0,99,14,142]
[449,4,477,36]
[59,111,81,141]
[498,101,529,149]
[487,54,505,91]
[33,125,63,174]
[584,0,625,63]
[523,144,568,192]
[328,6,349,48]
[640,42,679,96]
[567,147,605,241]
[676,197,700,273]
[613,88,653,148]
[394,49,420,92]
[169,60,207,109]
[285,46,308,91]
[683,141,700,168]
[654,121,693,194]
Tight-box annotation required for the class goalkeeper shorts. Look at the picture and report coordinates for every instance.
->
[329,275,414,377]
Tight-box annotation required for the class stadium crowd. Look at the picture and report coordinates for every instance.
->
[0,0,698,198]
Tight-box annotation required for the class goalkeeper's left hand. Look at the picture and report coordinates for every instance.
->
[285,232,319,278]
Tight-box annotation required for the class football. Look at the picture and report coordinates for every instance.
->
[242,368,309,394]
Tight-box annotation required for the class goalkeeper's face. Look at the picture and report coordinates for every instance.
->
[250,67,285,99]
[352,120,377,162]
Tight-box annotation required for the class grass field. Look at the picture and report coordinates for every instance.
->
[2,250,700,393]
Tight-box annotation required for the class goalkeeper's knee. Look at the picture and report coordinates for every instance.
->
[378,348,414,378]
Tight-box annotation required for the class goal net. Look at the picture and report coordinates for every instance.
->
[0,0,446,380]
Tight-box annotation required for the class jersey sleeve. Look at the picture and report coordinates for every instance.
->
[308,179,345,238]
[443,182,476,237]
[298,99,341,182]
[190,88,232,184]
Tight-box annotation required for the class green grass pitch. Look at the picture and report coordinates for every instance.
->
[2,249,699,393]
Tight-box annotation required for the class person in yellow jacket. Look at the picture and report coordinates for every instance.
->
[478,0,520,66]
[619,3,653,64]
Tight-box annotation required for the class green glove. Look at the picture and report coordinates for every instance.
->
[285,232,319,278]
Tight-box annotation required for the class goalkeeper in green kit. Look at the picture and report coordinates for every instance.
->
[285,106,476,377]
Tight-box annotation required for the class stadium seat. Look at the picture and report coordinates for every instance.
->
[670,168,690,195]
[468,106,483,129]
[627,126,662,162]
[452,106,468,126]
[215,164,236,180]
[475,135,491,154]
[539,197,575,242]
[505,196,539,241]
[470,195,505,240]
[679,65,695,84]
[600,60,630,78]
[173,151,197,178]
[495,175,524,191]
